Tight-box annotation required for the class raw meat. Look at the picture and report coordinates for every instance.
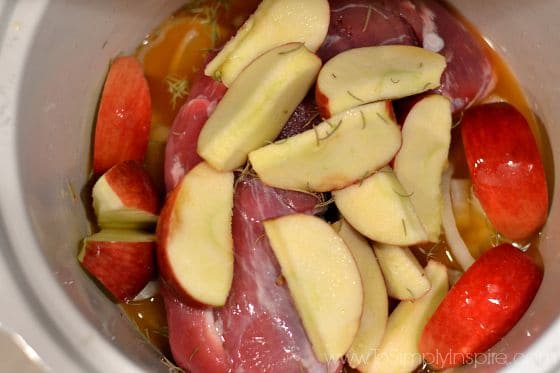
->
[219,176,340,373]
[317,0,495,113]
[164,72,226,192]
[161,283,230,373]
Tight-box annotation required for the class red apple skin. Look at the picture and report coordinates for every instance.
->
[420,244,542,370]
[315,89,332,119]
[93,56,152,175]
[80,240,156,302]
[461,102,548,241]
[103,160,159,214]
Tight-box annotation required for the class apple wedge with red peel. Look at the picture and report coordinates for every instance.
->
[363,260,448,373]
[264,214,363,363]
[420,244,543,370]
[394,94,452,242]
[93,56,151,175]
[461,102,548,241]
[333,220,388,369]
[333,167,428,246]
[198,43,321,172]
[204,0,329,86]
[316,45,446,118]
[373,243,431,301]
[93,160,159,229]
[157,162,234,307]
[79,230,156,302]
[249,101,401,192]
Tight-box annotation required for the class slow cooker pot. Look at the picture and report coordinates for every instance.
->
[0,0,558,372]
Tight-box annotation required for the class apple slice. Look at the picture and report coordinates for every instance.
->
[204,0,329,86]
[79,229,156,302]
[92,160,159,229]
[316,45,446,118]
[373,243,431,301]
[93,56,151,174]
[198,43,321,172]
[461,102,549,241]
[249,101,401,192]
[420,244,542,370]
[156,162,234,307]
[362,260,449,373]
[333,167,428,246]
[394,94,452,242]
[263,214,363,362]
[333,220,388,369]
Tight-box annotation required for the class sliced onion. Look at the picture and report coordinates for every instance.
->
[441,167,475,271]
[133,281,160,301]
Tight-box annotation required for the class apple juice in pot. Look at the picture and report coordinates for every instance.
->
[80,0,553,371]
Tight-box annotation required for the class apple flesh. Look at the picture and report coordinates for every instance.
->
[92,160,159,229]
[316,45,446,118]
[156,162,234,307]
[394,94,452,242]
[204,0,329,86]
[333,220,388,369]
[461,102,548,242]
[249,101,402,192]
[93,56,151,175]
[79,230,156,302]
[363,260,449,373]
[198,43,321,172]
[420,244,543,370]
[264,214,363,362]
[373,243,431,301]
[333,167,428,246]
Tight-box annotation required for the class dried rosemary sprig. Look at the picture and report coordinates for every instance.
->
[165,75,189,109]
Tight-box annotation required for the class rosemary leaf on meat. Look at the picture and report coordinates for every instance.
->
[362,5,373,32]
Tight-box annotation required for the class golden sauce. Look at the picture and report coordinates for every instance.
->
[112,0,551,366]
[120,295,171,357]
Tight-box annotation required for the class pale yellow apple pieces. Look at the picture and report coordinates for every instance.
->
[264,214,363,362]
[373,243,431,300]
[157,162,234,307]
[333,168,428,246]
[333,220,388,369]
[249,101,401,192]
[394,94,452,242]
[198,43,321,171]
[316,45,446,117]
[362,260,449,373]
[204,0,329,86]
[92,161,159,229]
